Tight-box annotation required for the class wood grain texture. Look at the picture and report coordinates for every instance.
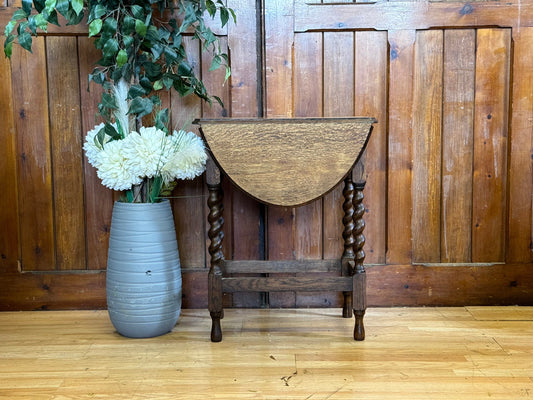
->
[472,29,510,263]
[47,36,86,271]
[78,37,113,271]
[386,30,415,265]
[294,0,533,32]
[354,31,387,264]
[0,33,19,273]
[508,28,533,263]
[1,307,533,399]
[10,38,55,271]
[441,30,475,263]
[412,30,443,263]
[197,118,374,206]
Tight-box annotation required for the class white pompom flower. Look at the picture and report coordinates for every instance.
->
[161,130,208,184]
[122,127,170,179]
[83,122,114,168]
[95,138,142,191]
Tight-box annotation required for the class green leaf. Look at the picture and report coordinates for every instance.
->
[116,49,128,67]
[143,62,162,80]
[88,18,102,37]
[153,79,163,91]
[46,10,60,26]
[135,19,147,37]
[122,15,136,35]
[64,8,84,25]
[18,32,33,52]
[104,123,121,140]
[102,18,118,36]
[205,0,216,17]
[128,85,148,98]
[220,8,229,28]
[209,55,221,71]
[21,0,33,15]
[71,0,83,16]
[89,4,106,21]
[130,5,144,20]
[34,14,49,31]
[4,39,13,58]
[128,97,153,118]
[4,20,17,37]
[34,0,46,13]
[102,38,119,59]
[55,0,69,15]
[44,0,57,15]
[101,92,117,110]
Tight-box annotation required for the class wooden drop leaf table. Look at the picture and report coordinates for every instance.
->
[195,117,376,342]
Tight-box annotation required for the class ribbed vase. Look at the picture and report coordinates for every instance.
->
[106,200,182,338]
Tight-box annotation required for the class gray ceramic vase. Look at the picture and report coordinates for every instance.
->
[106,199,182,338]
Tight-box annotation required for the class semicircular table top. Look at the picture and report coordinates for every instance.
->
[195,118,376,207]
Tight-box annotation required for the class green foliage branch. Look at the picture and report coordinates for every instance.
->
[4,0,235,134]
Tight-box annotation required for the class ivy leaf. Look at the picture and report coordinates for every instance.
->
[116,49,128,67]
[104,123,121,140]
[34,14,49,31]
[143,61,162,80]
[64,8,84,25]
[88,18,102,37]
[102,38,119,59]
[122,15,136,35]
[101,92,117,110]
[18,32,33,52]
[55,0,69,15]
[153,79,163,91]
[21,0,33,16]
[220,8,229,28]
[209,55,221,71]
[128,84,148,98]
[71,0,83,16]
[4,38,13,58]
[34,0,46,13]
[128,96,153,118]
[205,0,216,17]
[89,4,107,21]
[44,0,57,15]
[135,19,147,37]
[130,5,144,20]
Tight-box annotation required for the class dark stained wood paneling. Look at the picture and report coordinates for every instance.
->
[1,0,533,310]
[11,38,55,272]
[354,31,388,265]
[0,32,19,274]
[386,29,415,265]
[508,28,533,264]
[472,29,510,263]
[412,30,443,263]
[47,36,86,271]
[78,37,113,271]
[441,29,475,263]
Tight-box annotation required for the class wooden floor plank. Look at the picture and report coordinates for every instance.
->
[0,307,532,399]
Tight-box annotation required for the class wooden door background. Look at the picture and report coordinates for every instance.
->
[1,0,532,310]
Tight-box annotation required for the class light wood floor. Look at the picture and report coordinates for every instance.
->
[1,307,532,399]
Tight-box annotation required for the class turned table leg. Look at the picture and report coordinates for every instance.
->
[207,157,225,342]
[342,175,356,318]
[353,180,367,341]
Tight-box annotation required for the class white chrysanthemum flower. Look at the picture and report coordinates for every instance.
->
[95,138,142,191]
[83,123,114,168]
[122,127,170,179]
[160,130,208,184]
